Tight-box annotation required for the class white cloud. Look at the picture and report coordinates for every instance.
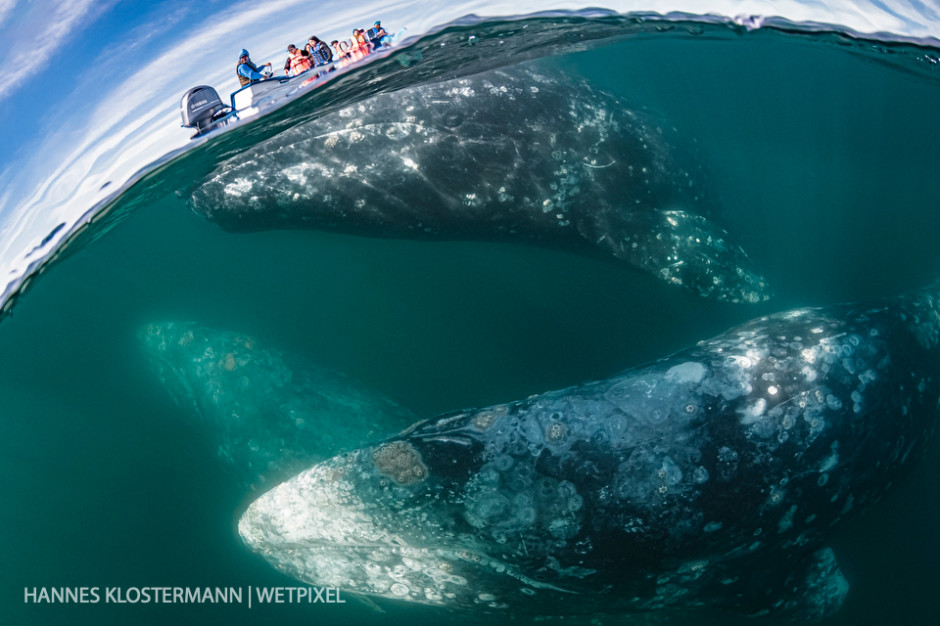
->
[0,0,110,105]
[0,0,17,27]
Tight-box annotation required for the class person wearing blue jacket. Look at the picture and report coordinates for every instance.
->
[236,49,271,86]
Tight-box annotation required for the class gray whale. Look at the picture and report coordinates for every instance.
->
[139,321,416,493]
[190,67,770,304]
[239,284,940,620]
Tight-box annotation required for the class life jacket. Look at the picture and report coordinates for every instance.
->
[236,60,261,86]
[289,51,312,75]
[312,41,332,65]
[367,27,381,41]
[349,34,370,59]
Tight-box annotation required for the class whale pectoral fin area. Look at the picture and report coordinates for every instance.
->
[769,547,849,622]
[580,207,771,303]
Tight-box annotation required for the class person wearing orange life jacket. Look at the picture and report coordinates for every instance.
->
[286,44,312,76]
[347,29,372,62]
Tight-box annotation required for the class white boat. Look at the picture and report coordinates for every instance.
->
[179,30,401,138]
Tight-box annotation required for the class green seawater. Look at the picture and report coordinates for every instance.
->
[2,29,940,625]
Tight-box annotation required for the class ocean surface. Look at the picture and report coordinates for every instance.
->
[2,8,940,626]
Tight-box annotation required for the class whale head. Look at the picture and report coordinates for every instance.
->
[237,419,583,611]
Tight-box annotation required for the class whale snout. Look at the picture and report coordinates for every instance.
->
[239,449,455,603]
[238,443,534,608]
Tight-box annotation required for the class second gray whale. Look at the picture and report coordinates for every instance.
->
[190,67,769,303]
[239,284,940,620]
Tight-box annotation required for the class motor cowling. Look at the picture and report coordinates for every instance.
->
[180,86,228,134]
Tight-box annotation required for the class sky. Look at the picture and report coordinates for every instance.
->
[0,0,938,307]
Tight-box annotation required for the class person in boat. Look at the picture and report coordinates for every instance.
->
[306,36,333,66]
[283,49,311,75]
[330,40,350,67]
[348,29,372,61]
[367,21,390,48]
[286,44,313,76]
[236,49,272,86]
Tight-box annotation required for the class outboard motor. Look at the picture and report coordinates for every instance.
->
[180,86,231,136]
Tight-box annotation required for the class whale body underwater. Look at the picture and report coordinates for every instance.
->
[139,321,416,493]
[190,67,770,304]
[239,284,940,620]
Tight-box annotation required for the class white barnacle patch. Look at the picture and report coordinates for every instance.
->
[383,123,411,139]
[801,348,817,364]
[728,355,755,369]
[664,362,707,385]
[745,348,764,363]
[546,422,567,444]
[283,163,311,186]
[446,86,474,98]
[223,177,253,197]
[740,397,767,425]
[343,164,359,175]
[401,157,419,171]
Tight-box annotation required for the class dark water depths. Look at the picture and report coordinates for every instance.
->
[2,19,940,626]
